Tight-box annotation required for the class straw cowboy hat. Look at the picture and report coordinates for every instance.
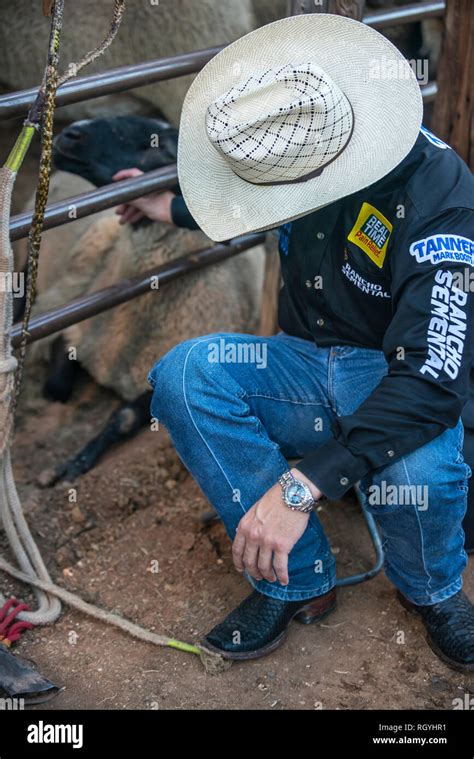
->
[177,13,423,242]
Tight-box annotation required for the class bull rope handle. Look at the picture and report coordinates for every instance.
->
[0,0,226,673]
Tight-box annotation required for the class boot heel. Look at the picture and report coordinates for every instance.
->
[294,593,337,625]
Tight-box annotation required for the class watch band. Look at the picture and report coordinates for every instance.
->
[278,470,315,513]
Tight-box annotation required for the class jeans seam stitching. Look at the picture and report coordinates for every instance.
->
[401,455,433,594]
[244,393,331,407]
[181,339,247,517]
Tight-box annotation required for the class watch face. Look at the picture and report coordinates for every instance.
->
[286,482,307,506]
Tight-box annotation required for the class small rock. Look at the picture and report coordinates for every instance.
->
[429,676,450,693]
[37,467,57,488]
[70,506,86,524]
[164,479,177,491]
[170,462,182,478]
[55,546,75,567]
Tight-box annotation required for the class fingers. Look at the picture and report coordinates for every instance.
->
[112,167,144,181]
[113,169,146,224]
[232,528,264,581]
[272,550,289,586]
[243,541,263,581]
[233,530,276,582]
[126,208,145,225]
[232,529,246,573]
[257,546,276,583]
[115,204,145,225]
[232,509,290,585]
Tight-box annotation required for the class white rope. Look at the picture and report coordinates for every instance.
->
[0,357,17,374]
[0,167,60,624]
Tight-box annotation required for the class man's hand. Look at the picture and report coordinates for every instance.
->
[112,168,176,225]
[232,469,322,586]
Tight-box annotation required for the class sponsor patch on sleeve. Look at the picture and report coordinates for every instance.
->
[420,126,451,150]
[420,269,467,380]
[409,235,474,266]
[278,222,292,256]
[347,202,393,269]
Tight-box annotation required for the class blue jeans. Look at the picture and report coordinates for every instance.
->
[148,331,470,606]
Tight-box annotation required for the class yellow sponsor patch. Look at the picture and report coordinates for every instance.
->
[347,202,393,268]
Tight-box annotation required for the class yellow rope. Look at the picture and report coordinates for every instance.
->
[4,126,36,173]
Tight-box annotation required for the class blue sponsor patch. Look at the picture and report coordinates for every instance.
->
[279,222,292,256]
[409,234,474,265]
[420,125,451,150]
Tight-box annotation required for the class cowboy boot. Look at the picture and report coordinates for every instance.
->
[202,587,337,660]
[398,590,474,672]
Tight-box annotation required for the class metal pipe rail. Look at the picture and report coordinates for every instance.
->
[0,47,223,123]
[10,233,266,347]
[9,165,178,241]
[0,2,445,122]
[363,0,445,28]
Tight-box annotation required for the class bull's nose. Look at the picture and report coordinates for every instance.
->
[62,125,83,141]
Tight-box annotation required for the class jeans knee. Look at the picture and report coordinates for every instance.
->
[147,335,225,423]
[361,424,470,517]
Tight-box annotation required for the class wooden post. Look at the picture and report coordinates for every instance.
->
[433,0,473,169]
[258,0,365,335]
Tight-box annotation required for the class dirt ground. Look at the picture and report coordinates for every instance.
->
[0,365,471,712]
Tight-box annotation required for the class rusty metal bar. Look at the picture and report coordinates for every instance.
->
[364,1,445,29]
[9,165,178,241]
[10,233,266,346]
[0,47,223,122]
[0,2,445,123]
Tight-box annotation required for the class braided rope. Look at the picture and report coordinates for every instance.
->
[14,0,126,415]
[13,0,64,416]
[57,0,126,86]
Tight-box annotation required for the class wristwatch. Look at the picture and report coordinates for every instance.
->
[278,471,315,514]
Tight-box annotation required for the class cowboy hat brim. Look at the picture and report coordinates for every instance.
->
[177,13,423,242]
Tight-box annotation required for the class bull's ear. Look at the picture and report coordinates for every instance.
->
[158,128,179,162]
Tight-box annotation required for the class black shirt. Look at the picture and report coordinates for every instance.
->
[171,127,474,499]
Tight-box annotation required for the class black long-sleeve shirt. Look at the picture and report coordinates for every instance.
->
[170,128,474,499]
